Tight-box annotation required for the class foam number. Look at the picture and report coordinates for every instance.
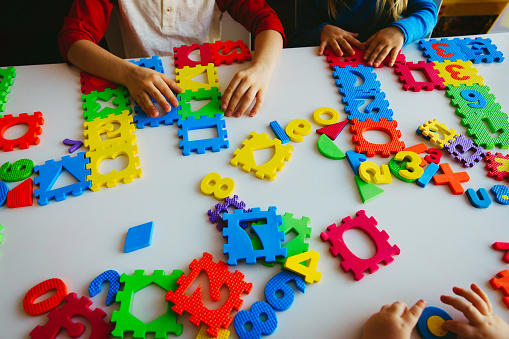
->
[424,148,442,164]
[461,89,488,109]
[445,64,469,81]
[88,270,121,306]
[394,151,424,180]
[285,119,312,142]
[200,172,235,200]
[284,250,322,284]
[431,42,454,58]
[264,272,306,311]
[234,301,277,339]
[358,161,392,184]
[313,107,340,126]
[0,159,34,182]
[23,278,68,316]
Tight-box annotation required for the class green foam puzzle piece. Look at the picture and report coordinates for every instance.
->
[82,87,131,122]
[355,175,384,203]
[178,87,223,120]
[0,225,3,244]
[317,134,346,160]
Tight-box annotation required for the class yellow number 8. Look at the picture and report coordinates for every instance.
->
[200,172,235,200]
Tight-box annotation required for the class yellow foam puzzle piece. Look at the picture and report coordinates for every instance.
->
[433,60,484,87]
[196,325,230,339]
[175,63,219,92]
[419,119,460,149]
[84,110,136,151]
[284,250,322,284]
[496,157,509,173]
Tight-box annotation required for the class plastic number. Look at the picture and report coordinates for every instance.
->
[424,148,442,164]
[89,270,121,306]
[264,271,306,311]
[394,151,424,180]
[234,301,278,339]
[432,42,454,58]
[200,172,235,200]
[460,89,487,109]
[491,184,509,205]
[285,119,312,143]
[0,159,34,182]
[284,250,322,284]
[313,107,340,126]
[358,161,392,184]
[23,278,68,316]
[445,64,469,81]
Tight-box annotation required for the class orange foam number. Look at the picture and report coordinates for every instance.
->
[23,278,68,316]
[445,64,469,81]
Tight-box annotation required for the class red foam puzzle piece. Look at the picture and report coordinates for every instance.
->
[350,118,406,157]
[0,112,44,152]
[316,120,348,140]
[324,46,406,69]
[210,40,251,66]
[432,163,470,195]
[394,61,446,91]
[80,72,118,95]
[23,278,68,316]
[484,152,509,182]
[173,43,213,68]
[490,270,509,309]
[7,177,33,208]
[493,242,509,263]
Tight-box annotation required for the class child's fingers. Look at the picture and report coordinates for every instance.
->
[471,284,493,313]
[318,41,328,56]
[403,300,426,325]
[137,91,158,117]
[338,39,355,56]
[387,48,400,67]
[363,40,379,64]
[330,40,343,57]
[226,80,250,117]
[387,301,407,316]
[233,87,258,117]
[222,75,243,117]
[161,74,181,107]
[440,295,484,325]
[372,46,391,67]
[345,35,365,51]
[442,320,475,337]
[249,89,265,117]
[453,286,491,316]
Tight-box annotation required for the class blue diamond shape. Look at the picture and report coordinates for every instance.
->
[124,222,154,253]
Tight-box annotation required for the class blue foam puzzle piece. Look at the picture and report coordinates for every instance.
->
[33,152,92,206]
[332,65,381,95]
[89,269,121,306]
[416,127,433,140]
[264,271,305,311]
[234,301,278,339]
[269,121,289,144]
[129,55,165,73]
[124,221,154,253]
[0,180,8,207]
[222,206,286,265]
[453,37,505,64]
[178,114,229,156]
[417,306,456,339]
[416,162,439,188]
[133,99,181,128]
[466,188,492,208]
[418,38,466,62]
[491,184,509,205]
[345,150,367,176]
[342,89,393,121]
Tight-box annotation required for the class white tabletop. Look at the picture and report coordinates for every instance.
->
[1,33,509,339]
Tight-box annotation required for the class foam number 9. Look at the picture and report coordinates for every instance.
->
[358,161,392,184]
[0,159,34,182]
[431,42,454,58]
[264,271,306,312]
[200,172,234,200]
[285,119,312,142]
[460,89,488,109]
[394,151,424,180]
[234,301,278,339]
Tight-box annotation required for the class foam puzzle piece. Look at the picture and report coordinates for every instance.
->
[124,221,154,253]
[34,152,92,206]
[178,114,229,156]
[453,37,505,63]
[165,252,252,337]
[484,152,509,181]
[317,134,346,160]
[324,46,406,69]
[416,163,440,188]
[173,43,213,68]
[359,161,392,184]
[208,195,250,231]
[350,118,405,157]
[332,65,381,94]
[265,271,306,311]
[445,135,486,168]
[0,181,8,207]
[200,172,234,200]
[0,112,44,152]
[63,138,84,153]
[433,60,484,87]
[320,210,399,281]
[465,188,492,208]
[84,111,136,151]
[133,100,181,128]
[23,278,68,316]
[270,213,313,266]
[313,107,340,126]
[178,87,222,120]
[112,270,183,338]
[80,72,118,94]
[234,301,277,339]
[0,66,16,93]
[417,126,432,140]
[433,163,470,195]
[0,225,3,243]
[129,55,165,73]
[355,175,385,203]
[346,150,367,175]
[416,306,456,339]
[82,88,131,122]
[461,109,509,149]
[6,178,33,208]
[0,158,34,182]
[493,242,509,263]
[419,119,460,149]
[284,251,321,284]
[269,120,289,144]
[176,63,219,92]
[231,131,294,181]
[316,120,348,140]
[29,293,114,339]
[210,40,252,66]
[196,325,230,339]
[223,207,286,265]
[491,184,509,205]
[394,61,446,91]
[490,270,509,309]
[0,90,8,112]
[89,270,121,306]
[285,119,312,142]
[342,90,394,121]
[86,141,142,191]
[446,84,501,119]
[419,38,466,62]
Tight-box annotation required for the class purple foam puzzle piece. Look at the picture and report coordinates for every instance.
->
[445,135,486,168]
[207,195,250,231]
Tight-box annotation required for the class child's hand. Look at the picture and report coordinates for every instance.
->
[318,24,364,57]
[361,300,427,339]
[440,284,509,339]
[363,26,404,67]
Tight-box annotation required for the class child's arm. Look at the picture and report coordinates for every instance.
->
[361,300,427,339]
[440,284,509,338]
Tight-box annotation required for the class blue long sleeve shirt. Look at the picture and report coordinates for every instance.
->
[289,0,438,48]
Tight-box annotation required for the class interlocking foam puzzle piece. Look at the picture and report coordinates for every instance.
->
[269,120,289,144]
[432,163,470,195]
[176,63,219,92]
[63,138,84,153]
[178,114,229,156]
[165,252,252,337]
[0,90,8,112]
[0,158,34,182]
[416,163,440,188]
[445,135,486,168]
[129,55,165,73]
[490,269,509,309]
[461,110,509,149]
[223,207,286,265]
[484,152,509,181]
[34,152,91,206]
[453,37,505,63]
[418,38,466,62]
[210,40,252,66]
[419,119,460,149]
[0,225,3,243]
[80,71,118,94]
[313,107,340,126]
[124,221,154,253]
[394,61,446,91]
[465,188,492,208]
[82,88,131,122]
[234,301,277,339]
[493,242,509,263]
[112,270,183,338]
[133,100,181,128]
[320,210,399,281]
[317,134,346,160]
[416,306,455,339]
[359,161,392,184]
[23,278,68,316]
[0,112,44,152]
[332,65,381,94]
[231,131,294,181]
[0,66,16,93]
[433,60,484,87]
[342,90,393,121]
[284,250,321,284]
[324,46,406,69]
[355,175,385,203]
[316,120,348,140]
[86,141,142,191]
[0,181,8,207]
[196,325,230,339]
[350,118,405,157]
[89,270,121,306]
[346,150,367,175]
[6,178,33,208]
[265,271,306,311]
[178,87,223,120]
[491,184,509,205]
[285,118,312,142]
[208,195,250,231]
[173,43,213,68]
[446,84,501,118]
[200,172,235,200]
[84,110,136,151]
[30,293,114,339]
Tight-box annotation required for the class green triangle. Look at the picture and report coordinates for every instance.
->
[355,175,385,203]
[317,134,346,160]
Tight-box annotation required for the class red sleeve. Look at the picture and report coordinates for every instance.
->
[57,0,114,62]
[216,0,286,45]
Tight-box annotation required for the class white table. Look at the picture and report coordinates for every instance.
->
[1,33,508,339]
